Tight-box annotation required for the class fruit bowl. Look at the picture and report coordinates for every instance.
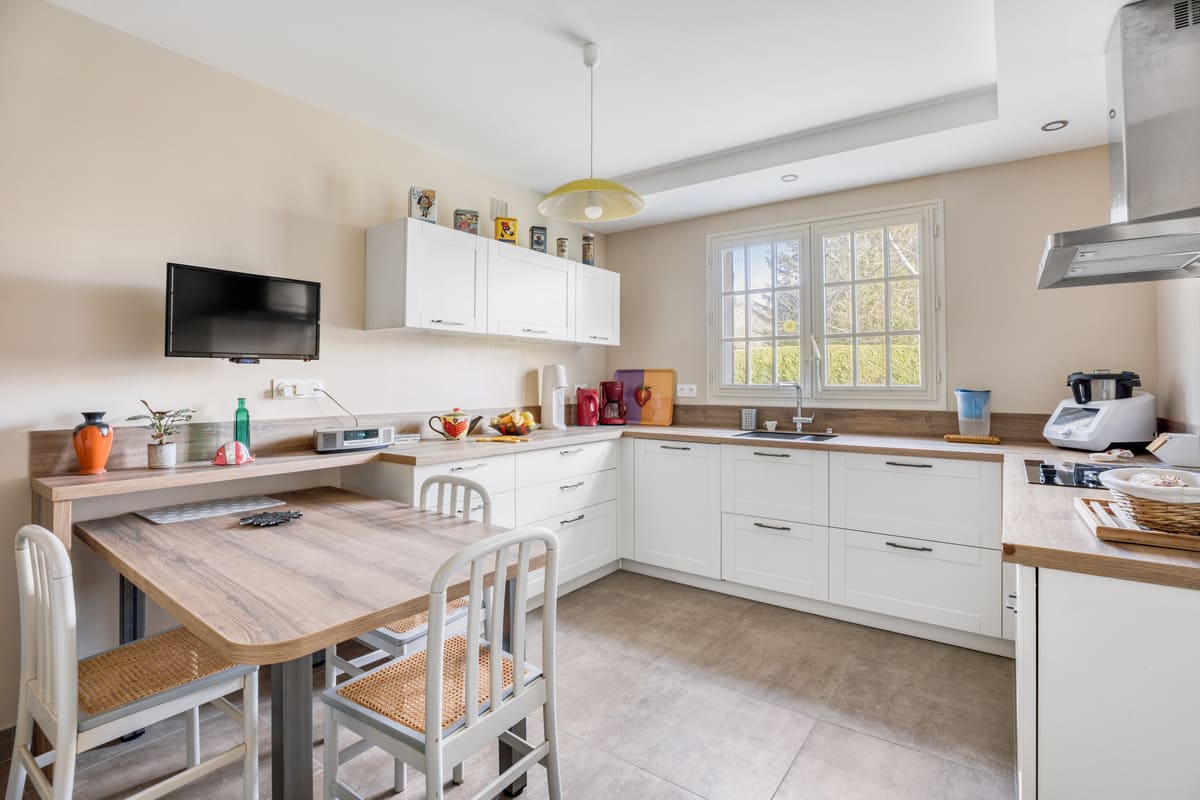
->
[494,421,531,436]
[489,409,540,437]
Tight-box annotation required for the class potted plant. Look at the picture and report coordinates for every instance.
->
[127,400,195,469]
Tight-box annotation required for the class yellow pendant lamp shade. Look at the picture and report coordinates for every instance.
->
[538,178,645,222]
[540,42,644,223]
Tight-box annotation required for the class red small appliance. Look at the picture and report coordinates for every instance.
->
[599,381,626,425]
[576,388,600,426]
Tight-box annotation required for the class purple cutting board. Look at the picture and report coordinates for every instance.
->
[613,369,676,425]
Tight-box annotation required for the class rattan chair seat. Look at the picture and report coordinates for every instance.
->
[78,627,238,716]
[336,635,537,735]
[381,596,470,636]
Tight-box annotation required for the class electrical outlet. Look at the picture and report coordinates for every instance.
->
[676,384,698,398]
[273,378,325,399]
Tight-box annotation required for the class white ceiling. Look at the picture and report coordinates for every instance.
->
[52,0,1128,231]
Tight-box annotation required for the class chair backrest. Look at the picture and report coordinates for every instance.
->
[418,475,493,526]
[13,525,78,735]
[424,526,558,743]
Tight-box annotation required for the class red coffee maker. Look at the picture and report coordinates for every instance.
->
[599,381,626,425]
[576,388,600,426]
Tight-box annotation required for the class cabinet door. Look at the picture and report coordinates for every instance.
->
[576,265,620,345]
[828,528,1001,636]
[633,440,721,578]
[409,220,487,332]
[487,242,576,341]
[721,445,828,524]
[722,513,829,599]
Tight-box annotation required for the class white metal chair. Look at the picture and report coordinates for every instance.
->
[6,524,259,800]
[325,475,494,689]
[322,526,562,800]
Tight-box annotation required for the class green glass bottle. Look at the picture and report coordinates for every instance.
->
[234,398,251,451]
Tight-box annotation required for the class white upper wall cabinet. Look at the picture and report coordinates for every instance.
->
[487,241,576,341]
[365,217,488,333]
[576,264,620,346]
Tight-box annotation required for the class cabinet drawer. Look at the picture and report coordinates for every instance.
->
[528,500,618,596]
[515,469,617,527]
[829,529,1001,636]
[721,514,829,600]
[516,440,617,488]
[456,490,515,529]
[413,454,515,498]
[721,445,828,524]
[828,452,1001,548]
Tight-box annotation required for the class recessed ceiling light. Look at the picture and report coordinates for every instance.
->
[780,174,798,182]
[1041,120,1069,132]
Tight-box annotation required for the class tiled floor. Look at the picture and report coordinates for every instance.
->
[1,570,1015,799]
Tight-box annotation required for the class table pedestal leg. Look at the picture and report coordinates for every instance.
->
[271,654,314,800]
[499,576,527,797]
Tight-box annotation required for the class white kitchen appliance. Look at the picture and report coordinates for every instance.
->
[1043,393,1156,451]
[541,363,568,431]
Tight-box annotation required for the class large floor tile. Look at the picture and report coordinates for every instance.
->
[773,722,1015,800]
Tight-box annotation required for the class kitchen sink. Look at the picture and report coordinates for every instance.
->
[733,431,838,441]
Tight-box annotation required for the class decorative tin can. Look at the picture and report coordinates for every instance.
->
[556,238,569,259]
[582,234,596,265]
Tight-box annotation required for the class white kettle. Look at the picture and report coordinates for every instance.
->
[1148,433,1200,468]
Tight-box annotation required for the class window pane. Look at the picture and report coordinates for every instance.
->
[888,223,920,277]
[855,282,885,333]
[750,341,774,385]
[889,279,920,331]
[723,295,746,338]
[856,336,886,385]
[724,341,747,384]
[777,338,802,384]
[776,240,801,287]
[776,289,800,335]
[854,229,884,279]
[824,285,852,335]
[825,338,853,386]
[749,292,773,337]
[749,243,772,289]
[823,234,851,283]
[722,247,745,291]
[891,334,921,385]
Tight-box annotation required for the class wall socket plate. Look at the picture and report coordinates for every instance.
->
[676,384,698,398]
[273,378,325,399]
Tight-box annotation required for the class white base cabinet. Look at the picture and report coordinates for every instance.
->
[633,439,721,579]
[721,514,829,600]
[528,500,618,598]
[828,528,1001,637]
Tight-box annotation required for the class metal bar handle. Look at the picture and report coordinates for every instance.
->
[450,463,487,472]
[589,335,609,341]
[560,481,585,490]
[660,445,691,451]
[560,514,585,526]
[885,541,934,552]
[753,522,792,531]
[430,319,465,326]
[752,451,791,458]
[885,461,934,469]
[559,448,584,455]
[521,328,548,334]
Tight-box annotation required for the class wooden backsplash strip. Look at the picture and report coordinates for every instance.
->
[29,406,537,477]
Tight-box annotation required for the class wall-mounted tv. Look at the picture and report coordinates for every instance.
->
[165,263,320,362]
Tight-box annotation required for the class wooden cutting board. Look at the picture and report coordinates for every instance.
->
[613,369,676,426]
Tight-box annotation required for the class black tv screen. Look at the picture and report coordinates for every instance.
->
[165,263,320,361]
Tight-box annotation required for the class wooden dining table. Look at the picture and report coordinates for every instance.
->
[73,486,544,799]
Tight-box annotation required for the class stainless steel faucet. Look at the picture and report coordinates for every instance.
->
[786,382,814,432]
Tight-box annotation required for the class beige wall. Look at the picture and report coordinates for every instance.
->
[1156,281,1200,427]
[0,0,609,725]
[605,147,1160,415]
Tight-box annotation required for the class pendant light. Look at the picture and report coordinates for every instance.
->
[538,42,645,222]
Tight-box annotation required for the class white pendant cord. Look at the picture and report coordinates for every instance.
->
[589,64,594,179]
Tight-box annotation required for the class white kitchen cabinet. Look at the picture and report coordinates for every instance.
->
[575,264,620,346]
[516,440,617,489]
[828,528,1002,636]
[721,445,828,524]
[633,439,722,579]
[1002,561,1017,641]
[365,217,488,333]
[487,241,576,341]
[828,452,1002,549]
[527,500,619,598]
[721,513,829,600]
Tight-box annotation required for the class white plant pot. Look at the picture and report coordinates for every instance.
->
[148,442,176,469]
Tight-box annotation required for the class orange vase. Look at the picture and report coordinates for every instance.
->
[72,411,114,475]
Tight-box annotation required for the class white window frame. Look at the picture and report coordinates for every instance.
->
[706,199,946,409]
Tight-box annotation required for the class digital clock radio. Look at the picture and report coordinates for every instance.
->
[313,425,396,454]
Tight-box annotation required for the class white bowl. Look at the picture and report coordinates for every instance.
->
[1099,467,1200,504]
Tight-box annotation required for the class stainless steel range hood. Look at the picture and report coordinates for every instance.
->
[1037,0,1200,289]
